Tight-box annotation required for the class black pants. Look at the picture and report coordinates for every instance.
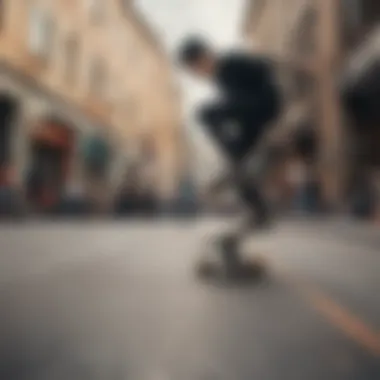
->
[199,99,276,222]
[234,172,268,224]
[199,96,278,159]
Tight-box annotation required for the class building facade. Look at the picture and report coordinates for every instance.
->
[0,0,182,212]
[243,0,380,214]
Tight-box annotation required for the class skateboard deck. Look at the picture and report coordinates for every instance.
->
[195,245,267,284]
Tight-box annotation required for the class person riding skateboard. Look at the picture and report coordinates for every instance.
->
[178,37,281,225]
[177,37,282,277]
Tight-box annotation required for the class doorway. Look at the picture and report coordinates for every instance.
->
[27,119,74,210]
[0,95,18,185]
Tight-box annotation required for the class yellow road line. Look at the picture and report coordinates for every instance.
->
[269,260,380,357]
[300,283,380,357]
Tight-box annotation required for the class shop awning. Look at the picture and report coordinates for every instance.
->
[31,121,73,149]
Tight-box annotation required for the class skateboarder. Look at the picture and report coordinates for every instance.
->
[177,37,282,276]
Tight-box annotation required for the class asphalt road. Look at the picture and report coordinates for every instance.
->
[0,218,380,379]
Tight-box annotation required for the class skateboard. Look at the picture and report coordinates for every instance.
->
[195,235,267,284]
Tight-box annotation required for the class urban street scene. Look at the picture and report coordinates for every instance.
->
[0,0,379,379]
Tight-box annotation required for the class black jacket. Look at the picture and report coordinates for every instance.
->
[215,52,280,116]
[200,52,281,161]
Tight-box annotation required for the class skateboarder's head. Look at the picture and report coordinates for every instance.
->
[177,37,216,78]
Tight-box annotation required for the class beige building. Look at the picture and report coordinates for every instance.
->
[243,0,380,211]
[0,0,182,210]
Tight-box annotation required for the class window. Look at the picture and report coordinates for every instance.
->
[28,7,55,61]
[64,35,79,84]
[0,0,5,32]
[89,58,107,98]
[87,0,104,24]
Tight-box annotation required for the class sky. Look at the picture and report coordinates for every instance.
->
[137,0,245,51]
[137,0,246,101]
[136,0,246,182]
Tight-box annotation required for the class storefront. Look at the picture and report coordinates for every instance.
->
[0,62,125,217]
[27,118,74,211]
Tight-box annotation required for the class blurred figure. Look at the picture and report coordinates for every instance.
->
[60,178,89,217]
[177,36,281,228]
[114,163,143,216]
[177,36,281,276]
[25,162,59,215]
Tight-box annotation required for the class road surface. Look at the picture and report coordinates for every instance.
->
[0,218,379,379]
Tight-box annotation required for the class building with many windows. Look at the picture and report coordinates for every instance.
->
[0,0,182,212]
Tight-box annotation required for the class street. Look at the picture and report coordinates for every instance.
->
[0,218,380,379]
